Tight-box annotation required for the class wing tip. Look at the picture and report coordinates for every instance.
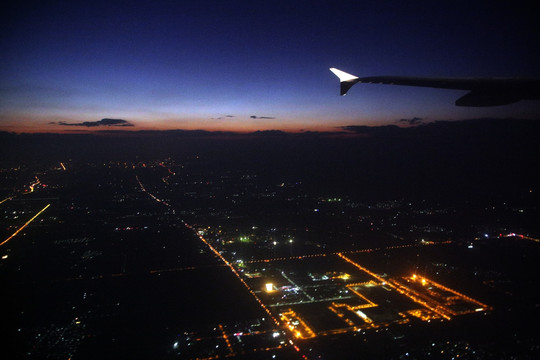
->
[329,68,359,82]
[330,68,360,95]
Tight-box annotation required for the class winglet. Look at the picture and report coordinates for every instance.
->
[330,68,360,95]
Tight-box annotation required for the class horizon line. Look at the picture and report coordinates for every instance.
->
[1,118,538,137]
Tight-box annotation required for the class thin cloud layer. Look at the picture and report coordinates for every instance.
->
[211,115,236,120]
[398,117,424,126]
[250,115,275,119]
[51,118,134,127]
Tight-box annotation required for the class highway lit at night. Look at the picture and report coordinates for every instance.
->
[0,203,51,248]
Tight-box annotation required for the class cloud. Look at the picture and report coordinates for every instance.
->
[250,115,276,119]
[339,125,401,136]
[51,118,134,127]
[211,115,236,120]
[398,117,424,125]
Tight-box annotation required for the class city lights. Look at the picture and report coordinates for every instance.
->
[1,135,531,360]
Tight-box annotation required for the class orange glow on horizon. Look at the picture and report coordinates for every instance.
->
[0,113,386,135]
[0,123,352,135]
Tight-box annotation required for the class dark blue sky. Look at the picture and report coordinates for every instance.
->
[1,0,539,132]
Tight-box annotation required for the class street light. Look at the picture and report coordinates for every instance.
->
[289,238,293,256]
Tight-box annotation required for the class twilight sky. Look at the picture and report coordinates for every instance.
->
[1,0,539,133]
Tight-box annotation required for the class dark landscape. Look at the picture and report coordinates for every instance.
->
[1,119,539,359]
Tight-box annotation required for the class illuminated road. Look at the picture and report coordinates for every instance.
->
[218,324,235,357]
[135,176,278,321]
[24,176,41,194]
[0,197,13,206]
[0,204,51,247]
[280,271,314,301]
[504,232,540,243]
[268,295,355,308]
[246,241,453,264]
[520,235,540,243]
[135,175,170,206]
[338,253,453,320]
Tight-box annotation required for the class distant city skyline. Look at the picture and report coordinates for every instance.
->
[2,1,539,133]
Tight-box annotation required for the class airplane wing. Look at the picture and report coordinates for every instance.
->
[330,68,540,106]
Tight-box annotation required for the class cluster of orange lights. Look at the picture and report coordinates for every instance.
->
[410,274,427,286]
[135,174,490,360]
[279,310,316,340]
[339,253,491,321]
[405,274,492,316]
